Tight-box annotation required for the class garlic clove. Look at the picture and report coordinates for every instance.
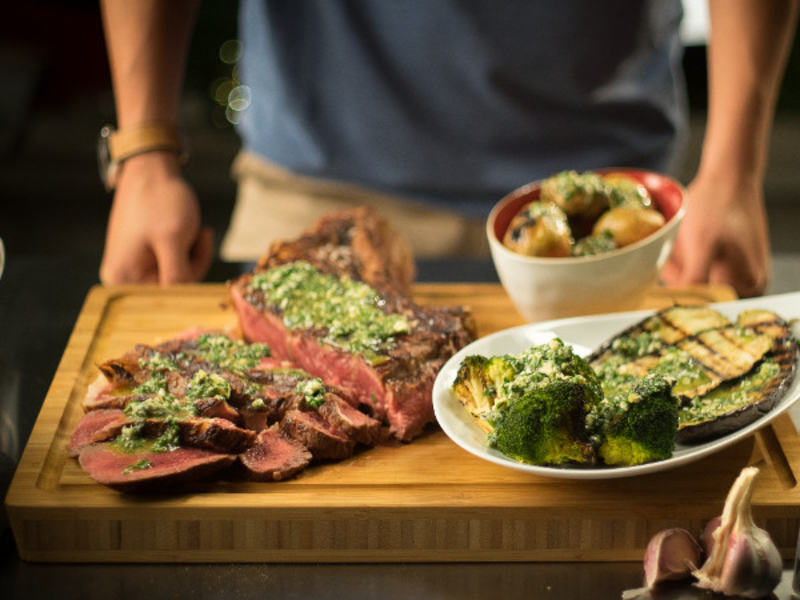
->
[643,528,703,589]
[700,515,721,556]
[693,466,783,599]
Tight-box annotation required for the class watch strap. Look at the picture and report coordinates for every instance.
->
[107,123,183,162]
[98,123,187,191]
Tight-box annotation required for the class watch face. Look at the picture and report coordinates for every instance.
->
[97,125,116,190]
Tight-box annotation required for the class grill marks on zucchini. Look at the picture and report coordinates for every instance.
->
[677,311,798,443]
[590,306,798,443]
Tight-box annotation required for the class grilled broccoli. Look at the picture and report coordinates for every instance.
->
[452,338,680,468]
[453,339,602,466]
[490,378,596,465]
[587,373,679,466]
[452,354,519,428]
[489,340,603,465]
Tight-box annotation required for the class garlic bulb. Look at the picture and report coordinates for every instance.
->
[643,528,703,589]
[693,466,783,598]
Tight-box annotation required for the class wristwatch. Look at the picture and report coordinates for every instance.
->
[97,123,187,191]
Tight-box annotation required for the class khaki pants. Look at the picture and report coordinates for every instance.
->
[220,152,490,262]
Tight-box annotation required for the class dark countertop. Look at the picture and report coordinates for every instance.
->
[1,256,798,600]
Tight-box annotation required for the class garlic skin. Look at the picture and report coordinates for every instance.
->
[700,515,721,556]
[643,528,703,589]
[693,466,783,598]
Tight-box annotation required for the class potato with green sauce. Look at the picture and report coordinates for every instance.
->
[503,201,573,257]
[502,169,667,257]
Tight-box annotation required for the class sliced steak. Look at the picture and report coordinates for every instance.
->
[83,373,130,411]
[238,425,312,481]
[78,444,236,494]
[191,397,241,423]
[280,409,355,461]
[231,207,475,441]
[317,393,383,446]
[93,417,257,454]
[68,408,127,458]
[225,368,308,431]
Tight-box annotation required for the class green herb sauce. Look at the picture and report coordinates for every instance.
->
[192,334,271,374]
[297,377,327,410]
[122,458,153,475]
[248,261,410,360]
[124,370,198,421]
[110,419,182,462]
[679,360,780,425]
[138,333,271,376]
[185,369,232,401]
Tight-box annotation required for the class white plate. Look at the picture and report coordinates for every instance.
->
[432,291,800,480]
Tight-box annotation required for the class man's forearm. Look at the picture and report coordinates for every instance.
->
[100,0,200,127]
[699,0,799,181]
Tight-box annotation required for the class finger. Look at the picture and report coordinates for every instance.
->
[659,236,688,285]
[660,252,681,285]
[155,241,195,285]
[670,238,713,287]
[100,252,159,285]
[190,226,215,282]
[709,247,769,298]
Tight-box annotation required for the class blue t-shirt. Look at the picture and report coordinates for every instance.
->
[237,0,686,217]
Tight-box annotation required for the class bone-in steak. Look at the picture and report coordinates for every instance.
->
[229,207,476,440]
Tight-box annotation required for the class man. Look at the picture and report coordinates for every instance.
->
[97,0,798,298]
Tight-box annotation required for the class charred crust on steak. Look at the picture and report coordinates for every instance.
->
[256,206,416,294]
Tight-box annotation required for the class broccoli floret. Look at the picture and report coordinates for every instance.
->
[488,339,601,466]
[587,373,679,466]
[452,354,518,426]
[452,355,491,416]
[483,355,519,404]
[490,379,596,466]
[509,339,604,405]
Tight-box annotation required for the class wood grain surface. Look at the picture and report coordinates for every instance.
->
[8,283,800,563]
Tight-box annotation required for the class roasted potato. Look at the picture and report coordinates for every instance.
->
[603,173,653,209]
[540,170,609,219]
[592,206,665,247]
[503,201,573,257]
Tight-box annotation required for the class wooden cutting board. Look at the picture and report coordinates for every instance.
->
[8,283,800,563]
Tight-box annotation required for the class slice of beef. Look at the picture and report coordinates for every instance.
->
[83,373,131,411]
[68,408,127,458]
[280,409,355,461]
[78,444,236,494]
[85,386,242,425]
[93,417,257,454]
[190,397,241,423]
[317,393,383,446]
[238,425,312,481]
[224,368,308,431]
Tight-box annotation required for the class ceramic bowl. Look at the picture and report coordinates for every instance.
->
[487,168,686,322]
